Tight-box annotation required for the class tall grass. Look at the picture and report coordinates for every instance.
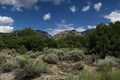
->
[67,67,120,80]
[99,66,120,80]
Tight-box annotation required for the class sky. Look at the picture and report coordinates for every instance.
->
[0,0,120,35]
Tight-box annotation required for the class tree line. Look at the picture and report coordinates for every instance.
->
[0,21,120,58]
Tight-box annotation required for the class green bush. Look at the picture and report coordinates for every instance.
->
[43,48,85,62]
[43,48,67,54]
[26,51,42,58]
[18,45,28,54]
[15,55,32,68]
[0,60,16,73]
[84,54,98,65]
[62,49,85,62]
[95,56,120,68]
[8,48,18,56]
[72,62,84,71]
[14,59,50,80]
[43,53,59,64]
[37,54,45,60]
[0,54,6,65]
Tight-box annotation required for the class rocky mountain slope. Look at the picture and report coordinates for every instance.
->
[53,30,82,39]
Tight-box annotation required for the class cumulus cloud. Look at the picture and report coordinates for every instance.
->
[69,6,78,13]
[46,21,86,35]
[94,2,102,11]
[0,0,38,11]
[82,5,90,12]
[43,13,51,21]
[0,0,69,11]
[104,11,120,22]
[0,16,14,26]
[0,16,14,33]
[40,0,66,5]
[0,26,14,33]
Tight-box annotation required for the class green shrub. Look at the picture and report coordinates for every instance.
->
[18,45,28,54]
[43,48,85,62]
[43,53,58,64]
[62,49,85,62]
[15,55,32,68]
[43,48,64,54]
[15,59,50,80]
[0,60,16,73]
[84,54,98,65]
[25,51,41,58]
[72,62,84,71]
[95,56,120,68]
[0,54,6,65]
[37,54,45,60]
[8,49,18,56]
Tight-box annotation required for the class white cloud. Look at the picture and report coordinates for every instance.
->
[0,0,38,11]
[40,0,65,5]
[94,2,102,11]
[82,5,90,12]
[0,0,68,11]
[46,21,86,35]
[0,16,14,25]
[69,6,78,13]
[43,13,51,21]
[87,25,96,29]
[0,16,14,33]
[104,11,120,22]
[0,26,14,33]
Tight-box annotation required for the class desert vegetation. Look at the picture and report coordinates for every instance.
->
[0,21,120,80]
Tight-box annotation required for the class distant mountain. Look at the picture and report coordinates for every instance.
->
[53,29,93,39]
[36,30,52,38]
[53,30,82,39]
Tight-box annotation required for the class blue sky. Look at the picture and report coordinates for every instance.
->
[0,0,120,35]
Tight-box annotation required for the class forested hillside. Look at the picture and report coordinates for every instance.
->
[0,21,120,58]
